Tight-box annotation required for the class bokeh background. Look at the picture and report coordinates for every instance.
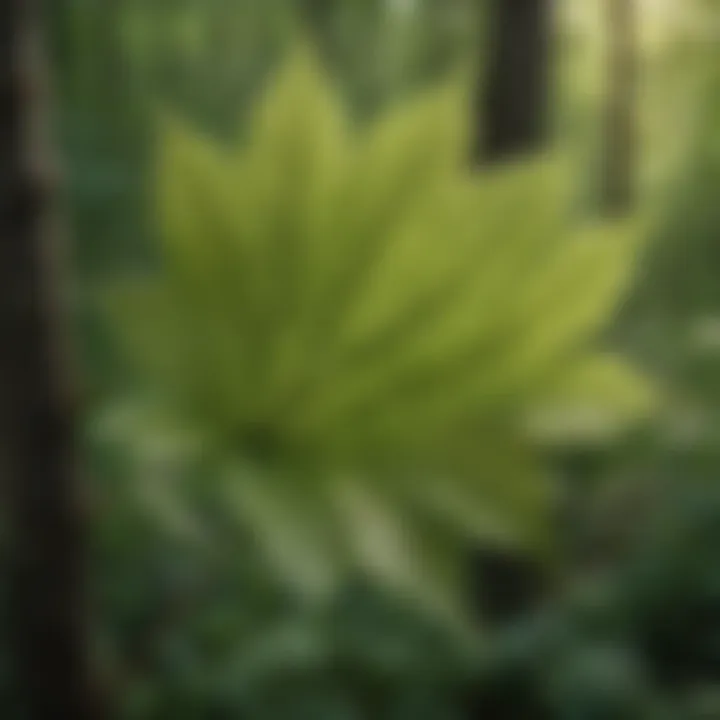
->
[3,0,720,717]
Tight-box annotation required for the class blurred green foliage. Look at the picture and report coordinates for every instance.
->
[0,0,714,717]
[103,47,653,616]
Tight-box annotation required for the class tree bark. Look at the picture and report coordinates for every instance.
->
[601,0,637,216]
[0,1,104,717]
[469,0,553,631]
[474,0,552,164]
[466,7,557,716]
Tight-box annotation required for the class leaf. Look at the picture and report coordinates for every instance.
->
[329,476,467,623]
[223,462,345,601]
[236,44,350,404]
[524,353,659,446]
[157,116,247,296]
[106,45,654,614]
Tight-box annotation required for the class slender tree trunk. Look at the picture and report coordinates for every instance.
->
[466,6,556,716]
[554,0,637,593]
[469,0,553,630]
[601,0,637,216]
[552,0,638,586]
[0,1,103,717]
[474,0,552,164]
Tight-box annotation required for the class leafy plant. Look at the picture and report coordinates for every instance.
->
[105,45,654,615]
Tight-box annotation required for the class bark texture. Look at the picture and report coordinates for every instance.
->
[470,0,553,629]
[0,1,104,717]
[474,0,552,164]
[467,6,555,715]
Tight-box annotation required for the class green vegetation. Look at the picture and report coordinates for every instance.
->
[2,1,720,718]
[105,49,652,612]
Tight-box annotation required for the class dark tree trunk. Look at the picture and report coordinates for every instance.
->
[0,1,104,718]
[466,6,555,716]
[469,0,553,631]
[601,0,637,216]
[474,0,552,164]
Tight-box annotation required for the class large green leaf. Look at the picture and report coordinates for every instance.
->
[106,45,655,612]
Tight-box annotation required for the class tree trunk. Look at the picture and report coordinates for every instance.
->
[0,1,104,717]
[601,0,637,216]
[474,0,552,164]
[469,0,553,632]
[466,6,556,716]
